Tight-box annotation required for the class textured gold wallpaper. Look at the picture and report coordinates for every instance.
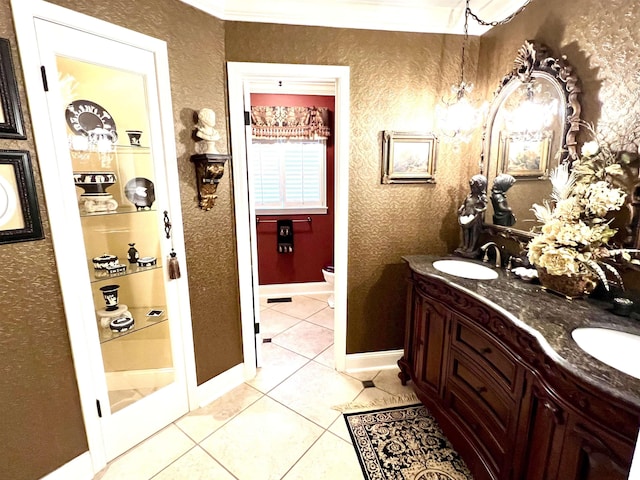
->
[7,0,640,476]
[226,23,481,352]
[478,0,640,283]
[479,0,640,148]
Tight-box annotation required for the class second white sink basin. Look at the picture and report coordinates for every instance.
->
[572,327,640,379]
[432,259,499,280]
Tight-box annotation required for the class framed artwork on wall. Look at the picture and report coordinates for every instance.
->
[499,131,552,178]
[381,131,437,184]
[0,150,43,244]
[0,38,26,139]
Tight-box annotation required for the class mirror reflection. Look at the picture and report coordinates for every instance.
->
[484,41,581,236]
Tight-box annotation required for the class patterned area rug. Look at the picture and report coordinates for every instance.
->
[344,404,473,480]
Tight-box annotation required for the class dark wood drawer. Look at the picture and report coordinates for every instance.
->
[449,349,513,432]
[445,381,504,477]
[452,317,517,394]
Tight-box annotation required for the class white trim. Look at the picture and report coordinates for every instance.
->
[249,80,335,96]
[259,281,332,298]
[39,452,93,480]
[179,0,496,35]
[256,207,328,215]
[344,349,404,373]
[227,62,350,377]
[195,363,246,408]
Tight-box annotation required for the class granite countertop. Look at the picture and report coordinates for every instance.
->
[403,254,640,408]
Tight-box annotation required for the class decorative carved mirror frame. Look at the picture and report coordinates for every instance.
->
[483,40,582,242]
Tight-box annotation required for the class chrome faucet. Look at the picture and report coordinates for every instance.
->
[480,242,501,268]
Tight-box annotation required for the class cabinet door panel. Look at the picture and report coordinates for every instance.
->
[557,418,633,480]
[413,295,448,395]
[520,392,564,479]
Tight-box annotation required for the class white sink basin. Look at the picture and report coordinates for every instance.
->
[432,259,499,280]
[572,327,640,379]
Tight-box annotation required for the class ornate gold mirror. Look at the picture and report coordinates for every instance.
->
[483,40,581,238]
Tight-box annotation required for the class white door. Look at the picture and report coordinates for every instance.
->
[242,81,264,367]
[27,17,192,463]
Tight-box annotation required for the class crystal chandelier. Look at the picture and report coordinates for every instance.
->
[438,0,531,144]
[437,0,484,143]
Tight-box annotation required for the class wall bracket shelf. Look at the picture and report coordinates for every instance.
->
[190,153,231,210]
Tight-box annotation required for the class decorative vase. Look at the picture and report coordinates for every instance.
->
[99,284,120,311]
[536,267,598,299]
[127,243,139,264]
[125,130,143,147]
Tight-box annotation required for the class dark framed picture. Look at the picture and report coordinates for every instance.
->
[0,150,43,244]
[499,131,552,178]
[0,38,26,139]
[381,131,437,184]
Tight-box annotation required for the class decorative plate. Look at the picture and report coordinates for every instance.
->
[124,177,155,210]
[65,100,117,137]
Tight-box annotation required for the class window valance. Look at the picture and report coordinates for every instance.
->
[250,106,331,139]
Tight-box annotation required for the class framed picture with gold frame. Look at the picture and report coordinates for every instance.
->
[381,131,437,184]
[0,150,43,244]
[0,38,25,139]
[498,131,552,178]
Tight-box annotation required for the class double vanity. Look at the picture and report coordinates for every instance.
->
[399,255,640,480]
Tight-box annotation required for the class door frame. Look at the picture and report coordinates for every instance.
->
[11,0,198,472]
[227,62,350,376]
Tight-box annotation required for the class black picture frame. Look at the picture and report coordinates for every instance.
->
[0,150,43,244]
[0,38,26,139]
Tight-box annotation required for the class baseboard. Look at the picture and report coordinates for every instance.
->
[195,363,245,408]
[259,281,332,298]
[344,349,404,372]
[40,451,93,480]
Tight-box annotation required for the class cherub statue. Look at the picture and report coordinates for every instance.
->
[491,174,516,227]
[195,108,220,154]
[455,174,488,258]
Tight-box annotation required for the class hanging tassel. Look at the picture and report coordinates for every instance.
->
[168,249,181,279]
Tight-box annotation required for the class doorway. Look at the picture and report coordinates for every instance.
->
[227,63,350,376]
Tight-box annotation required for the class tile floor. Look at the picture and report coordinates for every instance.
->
[95,293,414,480]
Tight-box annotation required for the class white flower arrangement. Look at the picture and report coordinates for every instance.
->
[527,129,638,290]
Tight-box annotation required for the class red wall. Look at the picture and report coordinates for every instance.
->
[252,94,335,285]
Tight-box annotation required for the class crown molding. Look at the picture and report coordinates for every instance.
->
[179,0,530,36]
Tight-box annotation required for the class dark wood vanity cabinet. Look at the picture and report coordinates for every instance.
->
[399,270,640,480]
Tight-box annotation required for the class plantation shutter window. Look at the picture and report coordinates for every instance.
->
[251,139,327,214]
[250,105,330,215]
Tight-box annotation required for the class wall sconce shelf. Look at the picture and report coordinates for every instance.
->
[190,153,231,210]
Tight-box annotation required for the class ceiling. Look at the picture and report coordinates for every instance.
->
[179,0,531,36]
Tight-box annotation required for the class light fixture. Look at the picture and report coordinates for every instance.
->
[504,80,558,139]
[437,0,531,143]
[437,0,485,143]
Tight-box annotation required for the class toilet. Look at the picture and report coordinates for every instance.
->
[322,265,335,308]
